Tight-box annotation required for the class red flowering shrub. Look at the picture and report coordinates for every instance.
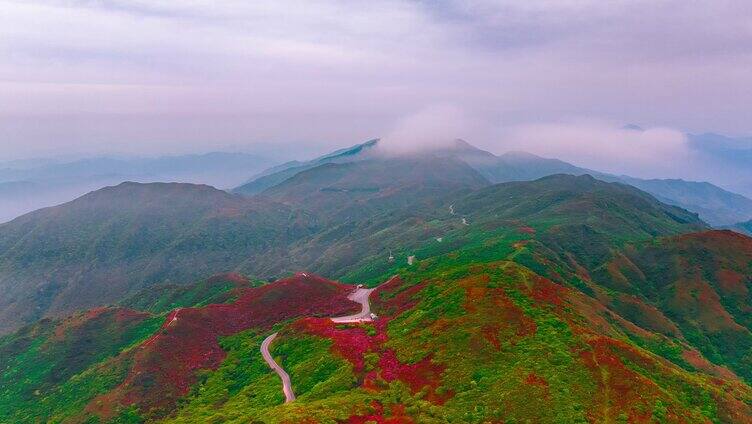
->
[88,273,359,417]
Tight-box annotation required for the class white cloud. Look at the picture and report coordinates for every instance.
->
[498,120,693,178]
[375,104,480,155]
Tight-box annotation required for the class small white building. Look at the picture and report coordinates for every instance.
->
[407,255,416,265]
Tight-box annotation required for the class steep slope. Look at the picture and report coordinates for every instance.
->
[594,230,752,382]
[0,182,316,333]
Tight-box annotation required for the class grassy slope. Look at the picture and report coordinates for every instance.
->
[0,307,163,423]
[594,230,752,382]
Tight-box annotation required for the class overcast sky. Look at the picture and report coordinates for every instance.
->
[1,1,751,176]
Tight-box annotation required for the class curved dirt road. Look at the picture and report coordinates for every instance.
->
[261,285,376,402]
[260,332,296,403]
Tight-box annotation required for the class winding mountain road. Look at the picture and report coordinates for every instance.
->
[260,285,376,402]
[260,332,296,403]
[331,287,376,323]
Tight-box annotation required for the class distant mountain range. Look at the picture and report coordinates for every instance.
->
[688,132,752,197]
[0,152,277,223]
[236,138,752,226]
[3,137,751,227]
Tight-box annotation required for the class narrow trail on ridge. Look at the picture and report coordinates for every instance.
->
[260,284,378,403]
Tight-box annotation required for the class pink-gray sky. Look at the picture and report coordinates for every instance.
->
[1,0,751,178]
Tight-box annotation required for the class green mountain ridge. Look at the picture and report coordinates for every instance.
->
[236,139,752,226]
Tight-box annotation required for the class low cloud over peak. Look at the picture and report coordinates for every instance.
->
[375,105,477,156]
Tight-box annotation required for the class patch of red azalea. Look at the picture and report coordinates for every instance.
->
[481,325,501,349]
[377,349,449,404]
[584,333,752,421]
[675,229,752,253]
[347,401,414,424]
[457,273,537,349]
[612,294,682,337]
[529,275,565,306]
[113,308,151,323]
[524,372,548,387]
[371,276,427,317]
[292,317,376,372]
[86,273,360,419]
[681,349,738,380]
[293,277,451,404]
[670,277,744,333]
[578,336,675,423]
[716,269,749,299]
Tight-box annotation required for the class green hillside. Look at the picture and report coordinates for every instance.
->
[0,182,316,333]
[3,168,751,422]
